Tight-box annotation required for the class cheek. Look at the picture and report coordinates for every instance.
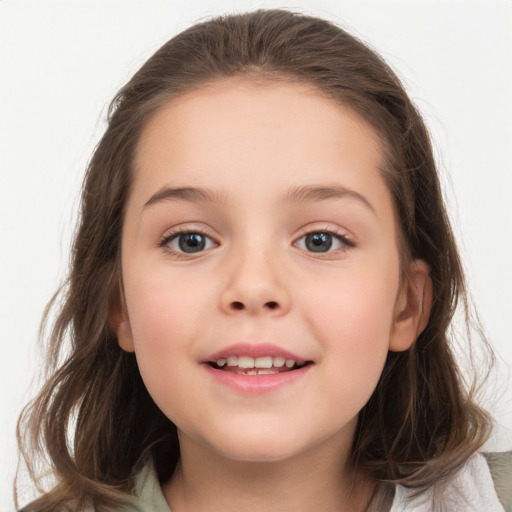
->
[122,271,208,401]
[125,268,210,347]
[128,284,185,350]
[300,261,399,389]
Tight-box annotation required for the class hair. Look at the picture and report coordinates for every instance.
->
[16,9,493,511]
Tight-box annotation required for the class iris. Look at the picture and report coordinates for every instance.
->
[178,233,207,253]
[305,232,333,252]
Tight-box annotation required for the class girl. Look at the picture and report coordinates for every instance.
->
[15,9,510,512]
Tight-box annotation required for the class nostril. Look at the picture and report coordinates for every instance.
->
[228,301,279,312]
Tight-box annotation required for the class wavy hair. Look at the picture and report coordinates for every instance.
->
[17,9,492,511]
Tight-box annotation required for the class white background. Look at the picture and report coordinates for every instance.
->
[1,1,511,510]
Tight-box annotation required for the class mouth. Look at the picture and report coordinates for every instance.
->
[208,355,313,375]
[203,344,314,392]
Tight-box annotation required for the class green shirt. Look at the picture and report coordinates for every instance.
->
[118,462,170,512]
[118,452,512,512]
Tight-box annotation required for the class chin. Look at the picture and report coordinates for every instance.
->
[176,409,356,465]
[198,424,317,464]
[215,441,301,463]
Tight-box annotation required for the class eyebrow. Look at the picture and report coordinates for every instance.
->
[284,184,376,214]
[143,186,226,210]
[142,183,375,215]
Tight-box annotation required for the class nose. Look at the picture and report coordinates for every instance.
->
[219,250,291,316]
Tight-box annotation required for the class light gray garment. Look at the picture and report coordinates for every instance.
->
[118,452,510,512]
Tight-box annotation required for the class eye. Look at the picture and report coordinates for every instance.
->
[164,232,217,254]
[295,231,350,253]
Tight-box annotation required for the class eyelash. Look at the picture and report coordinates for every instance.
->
[158,227,355,257]
[158,228,219,257]
[293,229,355,255]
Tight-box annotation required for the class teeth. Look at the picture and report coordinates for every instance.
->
[236,368,280,375]
[257,369,279,375]
[226,356,238,366]
[273,357,285,367]
[255,356,273,368]
[215,355,301,369]
[238,356,255,368]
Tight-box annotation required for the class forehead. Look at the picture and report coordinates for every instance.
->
[130,78,392,216]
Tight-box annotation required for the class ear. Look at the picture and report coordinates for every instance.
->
[389,259,432,352]
[109,286,135,353]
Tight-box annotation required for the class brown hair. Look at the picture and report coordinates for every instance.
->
[16,9,492,511]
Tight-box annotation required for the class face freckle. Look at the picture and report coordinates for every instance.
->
[116,78,421,465]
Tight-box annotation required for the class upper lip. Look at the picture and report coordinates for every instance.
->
[203,342,309,364]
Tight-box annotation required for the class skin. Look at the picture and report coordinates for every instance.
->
[114,78,431,511]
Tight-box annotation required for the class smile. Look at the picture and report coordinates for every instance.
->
[209,356,310,375]
[203,343,314,393]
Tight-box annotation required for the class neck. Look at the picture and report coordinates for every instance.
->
[162,431,376,512]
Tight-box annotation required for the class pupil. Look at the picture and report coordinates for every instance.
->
[179,233,205,253]
[306,232,332,252]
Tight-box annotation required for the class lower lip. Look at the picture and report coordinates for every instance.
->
[203,364,312,394]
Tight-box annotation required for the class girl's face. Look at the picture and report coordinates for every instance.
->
[116,79,427,463]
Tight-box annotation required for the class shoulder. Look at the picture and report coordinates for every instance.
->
[112,460,171,512]
[484,451,512,512]
[390,452,509,512]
